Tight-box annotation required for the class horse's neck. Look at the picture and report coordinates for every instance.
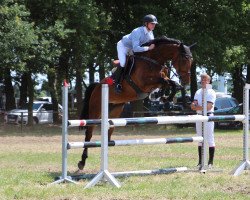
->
[144,44,179,64]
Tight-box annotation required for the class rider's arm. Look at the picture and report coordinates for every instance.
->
[191,100,213,111]
[131,28,154,52]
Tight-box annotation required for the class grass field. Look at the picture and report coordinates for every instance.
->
[0,122,249,200]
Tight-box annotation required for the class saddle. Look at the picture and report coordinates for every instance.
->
[111,55,134,77]
[111,55,174,99]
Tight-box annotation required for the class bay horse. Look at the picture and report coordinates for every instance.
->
[78,37,194,171]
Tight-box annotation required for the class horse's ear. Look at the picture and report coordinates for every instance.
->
[189,42,197,49]
[180,43,185,53]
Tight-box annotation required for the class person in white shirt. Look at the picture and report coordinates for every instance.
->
[115,14,158,93]
[191,73,216,168]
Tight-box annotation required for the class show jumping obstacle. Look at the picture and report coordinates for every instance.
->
[68,136,203,149]
[51,83,250,188]
[68,115,245,127]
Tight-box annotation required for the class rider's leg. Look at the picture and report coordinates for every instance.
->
[116,40,127,93]
[114,67,124,93]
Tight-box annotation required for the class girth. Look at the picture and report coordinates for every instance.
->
[124,55,165,100]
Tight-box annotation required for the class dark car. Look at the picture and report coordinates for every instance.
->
[174,96,242,128]
[214,97,239,110]
[214,97,242,128]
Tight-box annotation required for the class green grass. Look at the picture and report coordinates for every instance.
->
[0,122,249,200]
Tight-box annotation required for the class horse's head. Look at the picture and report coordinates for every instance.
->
[172,43,193,85]
[144,37,193,86]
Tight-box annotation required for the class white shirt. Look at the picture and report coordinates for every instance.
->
[194,88,216,114]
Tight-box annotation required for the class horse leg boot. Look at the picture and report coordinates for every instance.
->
[78,148,88,170]
[78,127,93,170]
[115,66,124,93]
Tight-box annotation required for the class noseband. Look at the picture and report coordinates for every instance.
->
[170,49,192,83]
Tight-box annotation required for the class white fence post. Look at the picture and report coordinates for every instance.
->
[85,84,121,189]
[232,84,250,175]
[50,81,77,185]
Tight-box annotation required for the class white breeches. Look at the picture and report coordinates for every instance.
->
[196,121,215,147]
[117,40,130,67]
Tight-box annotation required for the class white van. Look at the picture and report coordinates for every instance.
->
[5,101,62,125]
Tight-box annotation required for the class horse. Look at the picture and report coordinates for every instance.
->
[77,36,194,171]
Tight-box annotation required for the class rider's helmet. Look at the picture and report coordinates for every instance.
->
[143,14,158,24]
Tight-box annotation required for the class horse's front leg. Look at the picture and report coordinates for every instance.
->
[108,127,114,141]
[107,103,125,141]
[162,79,181,102]
[78,126,94,170]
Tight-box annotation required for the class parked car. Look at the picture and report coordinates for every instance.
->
[174,96,242,128]
[214,97,242,128]
[5,101,62,125]
[214,97,239,110]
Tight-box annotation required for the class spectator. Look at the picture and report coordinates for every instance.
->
[191,73,216,168]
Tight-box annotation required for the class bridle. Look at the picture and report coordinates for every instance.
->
[170,47,192,84]
[132,53,191,86]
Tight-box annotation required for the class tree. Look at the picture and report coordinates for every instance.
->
[0,1,37,110]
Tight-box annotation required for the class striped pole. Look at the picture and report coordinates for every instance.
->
[68,115,245,127]
[68,119,101,127]
[109,115,245,127]
[112,167,187,177]
[67,136,203,149]
[67,167,188,181]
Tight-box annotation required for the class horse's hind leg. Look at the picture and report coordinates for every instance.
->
[78,126,94,170]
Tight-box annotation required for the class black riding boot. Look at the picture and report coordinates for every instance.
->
[115,67,124,93]
[208,147,215,165]
[198,146,202,165]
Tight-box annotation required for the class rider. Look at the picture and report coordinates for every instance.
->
[115,14,158,93]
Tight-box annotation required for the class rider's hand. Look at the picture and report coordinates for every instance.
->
[190,102,198,110]
[148,44,155,50]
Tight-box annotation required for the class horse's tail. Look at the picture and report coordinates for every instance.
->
[80,82,99,120]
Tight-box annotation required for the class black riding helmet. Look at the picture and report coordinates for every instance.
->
[143,14,158,24]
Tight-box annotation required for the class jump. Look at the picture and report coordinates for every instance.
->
[78,36,194,171]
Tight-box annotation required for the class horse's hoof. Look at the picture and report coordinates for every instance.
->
[78,161,85,170]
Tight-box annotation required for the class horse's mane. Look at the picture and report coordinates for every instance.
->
[141,36,192,58]
[142,36,181,46]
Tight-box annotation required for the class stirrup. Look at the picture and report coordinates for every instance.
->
[115,84,122,93]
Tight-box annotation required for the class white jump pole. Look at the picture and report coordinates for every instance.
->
[50,81,77,185]
[201,84,209,170]
[85,84,121,189]
[232,84,250,175]
[69,115,245,127]
[68,136,204,149]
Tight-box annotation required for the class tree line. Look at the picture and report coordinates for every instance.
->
[0,0,249,123]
